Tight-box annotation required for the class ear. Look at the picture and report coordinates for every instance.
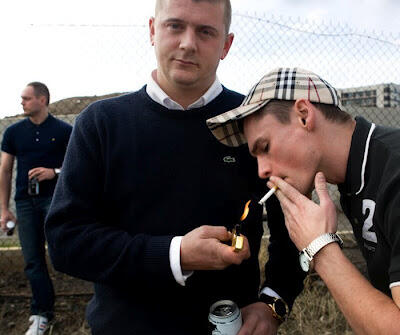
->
[39,95,47,106]
[149,17,155,46]
[220,33,234,60]
[294,99,315,131]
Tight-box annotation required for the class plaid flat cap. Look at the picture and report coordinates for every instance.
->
[207,67,341,146]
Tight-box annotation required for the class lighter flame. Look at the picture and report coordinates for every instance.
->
[240,200,251,221]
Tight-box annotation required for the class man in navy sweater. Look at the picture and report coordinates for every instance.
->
[45,1,304,334]
[0,82,72,335]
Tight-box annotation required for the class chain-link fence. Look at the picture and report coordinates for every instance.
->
[0,12,399,288]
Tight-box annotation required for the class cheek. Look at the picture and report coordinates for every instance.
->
[277,143,315,175]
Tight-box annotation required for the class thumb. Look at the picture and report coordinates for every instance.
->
[314,172,330,205]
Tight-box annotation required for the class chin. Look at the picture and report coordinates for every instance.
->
[290,181,311,195]
[174,75,194,81]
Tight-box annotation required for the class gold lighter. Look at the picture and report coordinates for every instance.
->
[231,200,251,252]
[231,224,244,252]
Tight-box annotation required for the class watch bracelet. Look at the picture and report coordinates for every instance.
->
[305,233,343,259]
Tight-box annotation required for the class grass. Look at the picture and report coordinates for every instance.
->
[0,236,20,249]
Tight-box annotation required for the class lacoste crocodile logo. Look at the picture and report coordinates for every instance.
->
[223,156,236,163]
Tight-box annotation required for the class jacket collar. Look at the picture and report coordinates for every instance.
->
[338,116,376,196]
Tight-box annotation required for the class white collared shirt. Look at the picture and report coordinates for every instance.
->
[146,70,223,110]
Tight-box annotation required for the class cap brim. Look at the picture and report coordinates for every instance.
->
[207,99,271,147]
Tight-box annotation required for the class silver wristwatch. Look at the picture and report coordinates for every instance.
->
[299,233,343,272]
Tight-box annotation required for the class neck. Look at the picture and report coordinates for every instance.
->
[319,119,356,185]
[29,109,49,125]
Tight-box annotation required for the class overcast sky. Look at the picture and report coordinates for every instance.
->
[0,0,399,118]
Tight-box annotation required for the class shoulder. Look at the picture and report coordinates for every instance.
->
[371,125,400,165]
[221,86,245,105]
[52,115,73,129]
[4,118,28,135]
[80,90,144,119]
[75,89,145,131]
[90,89,144,110]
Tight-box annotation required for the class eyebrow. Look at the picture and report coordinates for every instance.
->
[249,138,264,156]
[163,18,219,34]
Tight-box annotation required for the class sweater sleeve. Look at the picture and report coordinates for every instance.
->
[45,107,176,288]
[262,195,306,310]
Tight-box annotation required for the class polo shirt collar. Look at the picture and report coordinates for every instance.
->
[339,116,376,196]
[146,69,223,110]
[27,113,53,128]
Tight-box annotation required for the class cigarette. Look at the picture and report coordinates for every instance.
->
[258,186,278,205]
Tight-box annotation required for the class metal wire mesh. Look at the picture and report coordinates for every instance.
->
[0,12,399,288]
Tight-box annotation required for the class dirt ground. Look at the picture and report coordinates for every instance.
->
[0,250,93,335]
[0,250,93,334]
[0,232,366,335]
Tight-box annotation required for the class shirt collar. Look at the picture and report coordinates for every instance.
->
[26,113,53,128]
[338,116,376,196]
[146,69,223,110]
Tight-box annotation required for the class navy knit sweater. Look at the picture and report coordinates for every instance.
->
[45,87,304,334]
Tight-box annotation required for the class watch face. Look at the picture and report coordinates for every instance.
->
[299,253,310,272]
[274,299,287,318]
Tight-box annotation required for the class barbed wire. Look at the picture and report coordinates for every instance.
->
[235,13,400,47]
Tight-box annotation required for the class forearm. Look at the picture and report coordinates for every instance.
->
[0,170,12,210]
[46,203,176,287]
[314,243,400,334]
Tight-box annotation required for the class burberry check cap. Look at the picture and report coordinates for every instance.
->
[207,67,341,146]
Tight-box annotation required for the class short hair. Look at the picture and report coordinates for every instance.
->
[27,82,50,106]
[255,99,352,125]
[155,0,232,34]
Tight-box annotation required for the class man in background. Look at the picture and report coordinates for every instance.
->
[0,82,72,335]
[45,2,304,334]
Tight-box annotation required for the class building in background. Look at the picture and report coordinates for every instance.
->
[339,83,400,108]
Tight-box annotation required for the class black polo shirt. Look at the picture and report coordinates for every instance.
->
[339,116,400,296]
[1,114,72,200]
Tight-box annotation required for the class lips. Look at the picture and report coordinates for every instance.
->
[174,58,197,66]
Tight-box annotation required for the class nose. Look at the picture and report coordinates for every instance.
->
[179,28,197,52]
[257,156,272,179]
